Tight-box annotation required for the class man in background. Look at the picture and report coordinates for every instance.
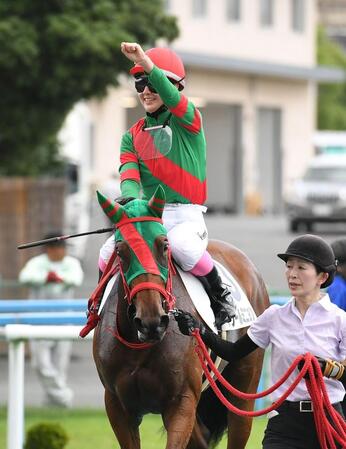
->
[19,232,84,407]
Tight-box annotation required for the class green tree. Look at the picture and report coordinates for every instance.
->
[0,0,178,176]
[317,26,346,130]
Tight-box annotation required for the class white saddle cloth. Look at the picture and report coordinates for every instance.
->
[99,260,256,333]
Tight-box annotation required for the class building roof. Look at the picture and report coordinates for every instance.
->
[178,51,346,83]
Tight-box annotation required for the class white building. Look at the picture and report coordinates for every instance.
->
[64,0,345,214]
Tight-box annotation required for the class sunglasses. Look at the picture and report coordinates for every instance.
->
[134,76,176,94]
[134,76,157,93]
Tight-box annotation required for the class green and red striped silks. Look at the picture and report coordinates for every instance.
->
[97,185,168,285]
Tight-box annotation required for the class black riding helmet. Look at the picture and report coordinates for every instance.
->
[331,238,346,265]
[277,234,336,288]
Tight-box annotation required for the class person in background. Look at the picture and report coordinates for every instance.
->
[329,238,346,311]
[175,234,345,449]
[328,237,346,416]
[98,42,236,329]
[19,232,84,407]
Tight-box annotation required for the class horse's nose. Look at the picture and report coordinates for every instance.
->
[134,314,169,341]
[160,314,169,329]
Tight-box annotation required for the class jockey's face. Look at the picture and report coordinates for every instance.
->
[138,86,164,113]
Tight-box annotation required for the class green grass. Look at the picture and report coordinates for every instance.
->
[0,407,267,449]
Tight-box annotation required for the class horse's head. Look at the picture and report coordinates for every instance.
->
[97,185,171,343]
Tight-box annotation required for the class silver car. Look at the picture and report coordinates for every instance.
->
[285,154,346,232]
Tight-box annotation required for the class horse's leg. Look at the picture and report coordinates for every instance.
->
[226,399,255,449]
[225,353,264,449]
[186,422,209,449]
[162,390,201,449]
[104,389,141,449]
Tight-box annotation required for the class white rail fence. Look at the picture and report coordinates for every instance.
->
[0,299,91,449]
[0,324,93,449]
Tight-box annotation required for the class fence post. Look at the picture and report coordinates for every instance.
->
[8,340,25,449]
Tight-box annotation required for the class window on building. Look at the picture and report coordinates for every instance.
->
[226,0,241,21]
[192,0,207,17]
[291,0,305,32]
[260,0,274,26]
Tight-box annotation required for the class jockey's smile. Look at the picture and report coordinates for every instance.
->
[138,85,164,113]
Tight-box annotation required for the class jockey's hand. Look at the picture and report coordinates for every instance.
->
[298,356,345,380]
[120,42,154,73]
[173,309,204,336]
[114,196,136,206]
[121,42,145,62]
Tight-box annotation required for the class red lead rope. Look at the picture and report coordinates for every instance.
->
[192,329,346,449]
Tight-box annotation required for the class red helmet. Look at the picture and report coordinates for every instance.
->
[130,47,185,89]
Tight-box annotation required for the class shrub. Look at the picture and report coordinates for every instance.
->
[24,422,68,449]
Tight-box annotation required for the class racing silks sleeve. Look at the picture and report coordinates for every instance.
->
[119,129,141,198]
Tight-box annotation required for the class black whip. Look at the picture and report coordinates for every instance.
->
[17,227,114,250]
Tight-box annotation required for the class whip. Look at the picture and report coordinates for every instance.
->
[17,227,114,250]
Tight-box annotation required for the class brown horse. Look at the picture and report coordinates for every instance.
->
[93,186,270,449]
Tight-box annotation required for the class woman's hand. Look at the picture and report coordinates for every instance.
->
[173,309,204,336]
[298,356,345,380]
[318,357,345,380]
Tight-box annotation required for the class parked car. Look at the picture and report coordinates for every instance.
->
[285,154,346,232]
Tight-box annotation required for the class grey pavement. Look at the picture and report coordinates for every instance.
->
[1,210,345,408]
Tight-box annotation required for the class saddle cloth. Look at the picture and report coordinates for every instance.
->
[98,260,256,333]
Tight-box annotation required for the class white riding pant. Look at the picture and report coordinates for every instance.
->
[99,203,208,271]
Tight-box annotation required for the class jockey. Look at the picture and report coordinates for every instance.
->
[99,42,235,329]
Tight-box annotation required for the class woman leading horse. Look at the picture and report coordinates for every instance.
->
[92,186,270,449]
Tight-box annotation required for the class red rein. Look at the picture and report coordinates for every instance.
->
[192,329,346,449]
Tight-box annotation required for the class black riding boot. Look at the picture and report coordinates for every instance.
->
[198,266,237,329]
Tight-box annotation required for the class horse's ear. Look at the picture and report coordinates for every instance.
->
[97,191,125,224]
[148,185,166,218]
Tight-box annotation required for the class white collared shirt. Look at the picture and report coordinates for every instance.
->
[247,294,346,403]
